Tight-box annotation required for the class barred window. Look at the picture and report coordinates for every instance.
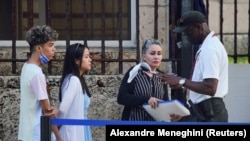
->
[0,0,133,41]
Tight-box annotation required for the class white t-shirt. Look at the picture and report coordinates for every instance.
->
[18,63,49,141]
[189,31,228,104]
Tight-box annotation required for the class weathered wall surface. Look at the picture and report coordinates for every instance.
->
[0,1,170,140]
[0,75,124,141]
[1,64,250,141]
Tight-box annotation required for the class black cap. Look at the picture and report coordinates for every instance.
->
[172,11,206,33]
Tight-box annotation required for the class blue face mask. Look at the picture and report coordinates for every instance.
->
[39,54,50,64]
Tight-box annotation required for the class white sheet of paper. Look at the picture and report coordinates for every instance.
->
[143,100,190,122]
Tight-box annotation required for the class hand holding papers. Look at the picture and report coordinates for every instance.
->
[143,100,190,122]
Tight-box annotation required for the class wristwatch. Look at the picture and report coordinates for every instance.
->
[179,78,186,87]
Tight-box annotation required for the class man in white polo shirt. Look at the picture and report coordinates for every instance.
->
[158,11,228,122]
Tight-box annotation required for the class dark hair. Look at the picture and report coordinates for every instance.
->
[26,25,59,52]
[59,43,91,101]
[142,38,162,54]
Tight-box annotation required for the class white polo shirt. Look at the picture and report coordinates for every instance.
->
[189,31,228,104]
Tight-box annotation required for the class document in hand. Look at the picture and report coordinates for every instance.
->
[143,100,190,122]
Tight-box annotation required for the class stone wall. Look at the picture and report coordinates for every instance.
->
[0,75,124,141]
[0,47,140,76]
[0,1,170,140]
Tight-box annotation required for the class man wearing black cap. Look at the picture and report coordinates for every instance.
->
[158,11,229,122]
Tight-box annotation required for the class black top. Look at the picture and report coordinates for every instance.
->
[117,66,169,121]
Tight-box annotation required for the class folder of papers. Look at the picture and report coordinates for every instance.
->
[143,100,190,122]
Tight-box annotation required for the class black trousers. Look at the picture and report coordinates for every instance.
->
[180,98,228,122]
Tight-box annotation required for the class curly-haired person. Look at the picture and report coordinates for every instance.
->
[18,25,62,141]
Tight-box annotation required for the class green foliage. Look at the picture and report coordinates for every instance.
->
[228,56,249,64]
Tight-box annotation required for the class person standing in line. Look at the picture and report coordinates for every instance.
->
[58,43,92,141]
[158,11,228,122]
[18,25,61,141]
[117,38,181,121]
